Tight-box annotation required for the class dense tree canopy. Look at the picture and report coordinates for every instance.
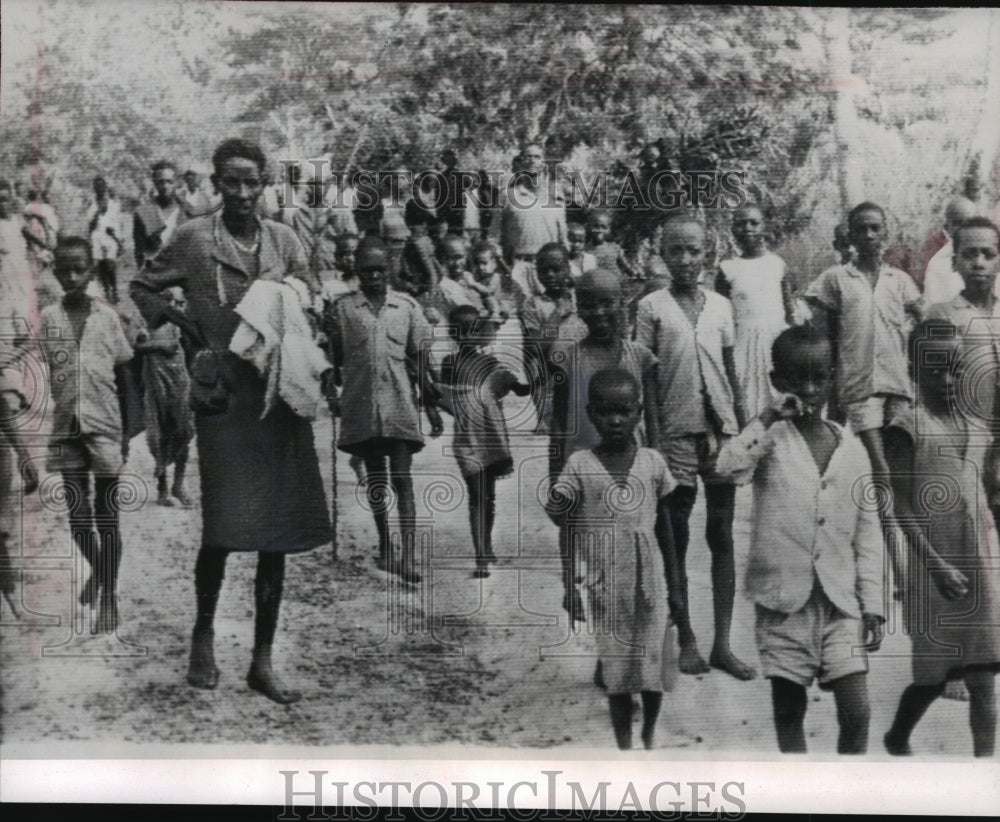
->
[0,1,995,252]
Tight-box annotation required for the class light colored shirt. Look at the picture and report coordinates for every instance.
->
[86,198,127,261]
[568,251,597,280]
[329,288,432,449]
[927,293,1000,425]
[500,181,566,260]
[715,417,884,618]
[436,273,485,317]
[39,299,133,439]
[922,239,963,306]
[805,262,923,404]
[634,286,738,438]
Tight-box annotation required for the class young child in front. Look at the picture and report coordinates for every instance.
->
[328,236,444,582]
[715,325,885,754]
[40,237,134,632]
[520,243,579,433]
[883,319,1000,757]
[634,213,754,681]
[441,305,530,578]
[715,205,795,417]
[546,368,677,750]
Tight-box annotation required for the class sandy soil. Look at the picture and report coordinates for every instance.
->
[0,318,984,760]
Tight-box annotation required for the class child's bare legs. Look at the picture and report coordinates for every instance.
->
[770,677,808,752]
[640,691,662,750]
[93,474,122,632]
[705,482,755,680]
[665,484,707,674]
[363,454,391,566]
[965,670,996,756]
[247,551,301,704]
[893,672,999,756]
[608,694,634,749]
[465,470,498,577]
[830,672,870,754]
[884,682,943,755]
[62,471,99,606]
[171,448,192,508]
[364,443,420,582]
[188,545,226,689]
[154,462,172,506]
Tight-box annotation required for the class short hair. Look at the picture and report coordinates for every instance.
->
[733,202,766,221]
[588,368,639,403]
[335,232,360,246]
[54,236,94,264]
[771,325,830,376]
[355,234,388,256]
[587,209,612,225]
[952,216,1000,253]
[211,138,266,175]
[448,304,479,327]
[470,241,496,259]
[847,201,885,229]
[151,160,176,176]
[661,210,706,232]
[907,319,959,367]
[536,242,569,260]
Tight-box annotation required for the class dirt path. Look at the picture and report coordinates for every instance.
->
[0,328,980,758]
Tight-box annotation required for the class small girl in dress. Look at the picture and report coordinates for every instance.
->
[546,368,678,750]
[884,319,1000,757]
[441,305,530,578]
[715,205,795,418]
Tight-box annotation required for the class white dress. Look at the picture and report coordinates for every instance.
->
[718,251,788,417]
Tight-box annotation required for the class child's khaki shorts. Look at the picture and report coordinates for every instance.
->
[47,434,122,475]
[844,393,911,435]
[755,584,868,689]
[661,432,731,488]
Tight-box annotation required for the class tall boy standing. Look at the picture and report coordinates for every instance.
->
[635,214,755,680]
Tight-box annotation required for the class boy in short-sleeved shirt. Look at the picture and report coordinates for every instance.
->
[633,214,754,682]
[40,238,134,633]
[805,202,924,481]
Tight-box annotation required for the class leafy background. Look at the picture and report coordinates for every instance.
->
[2,1,998,283]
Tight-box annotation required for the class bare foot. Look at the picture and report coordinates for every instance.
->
[943,680,970,701]
[884,731,912,756]
[247,664,302,705]
[678,643,711,675]
[96,592,117,634]
[78,573,99,607]
[187,628,220,690]
[709,649,757,681]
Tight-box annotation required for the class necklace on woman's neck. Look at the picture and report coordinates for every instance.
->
[225,221,260,254]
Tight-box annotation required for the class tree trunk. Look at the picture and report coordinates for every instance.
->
[826,8,864,210]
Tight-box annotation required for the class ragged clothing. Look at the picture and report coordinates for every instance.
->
[229,278,330,420]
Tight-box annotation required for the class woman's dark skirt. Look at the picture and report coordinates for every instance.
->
[196,356,331,553]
